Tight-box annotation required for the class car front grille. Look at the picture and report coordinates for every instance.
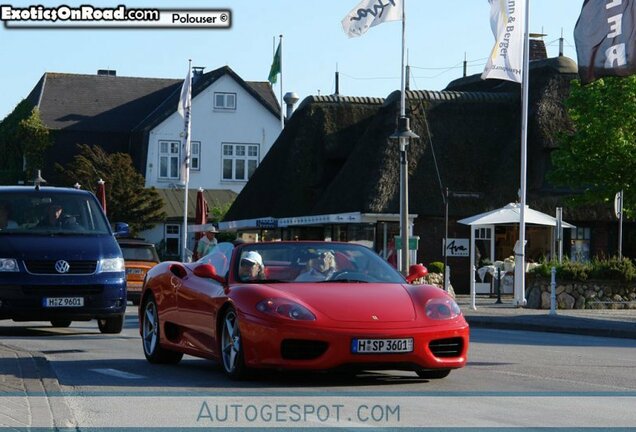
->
[281,339,329,360]
[24,260,98,275]
[429,337,464,358]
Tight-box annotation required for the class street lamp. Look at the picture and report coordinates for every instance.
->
[390,116,419,275]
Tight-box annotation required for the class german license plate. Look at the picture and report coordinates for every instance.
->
[351,338,413,354]
[43,297,84,307]
[126,268,144,275]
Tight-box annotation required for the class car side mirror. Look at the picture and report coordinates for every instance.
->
[193,263,226,284]
[113,222,130,237]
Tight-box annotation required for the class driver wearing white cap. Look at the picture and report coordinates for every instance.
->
[238,250,265,281]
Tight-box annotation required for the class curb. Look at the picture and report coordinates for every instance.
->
[465,315,636,340]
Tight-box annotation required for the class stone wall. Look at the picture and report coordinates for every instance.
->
[526,276,636,309]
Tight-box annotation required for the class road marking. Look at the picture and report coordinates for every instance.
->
[90,368,145,379]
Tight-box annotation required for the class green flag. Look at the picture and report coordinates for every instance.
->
[268,42,281,85]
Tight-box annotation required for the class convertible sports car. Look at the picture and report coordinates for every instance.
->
[139,241,469,379]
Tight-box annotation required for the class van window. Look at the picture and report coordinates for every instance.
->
[0,192,110,235]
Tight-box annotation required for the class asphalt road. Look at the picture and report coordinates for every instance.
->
[1,305,636,428]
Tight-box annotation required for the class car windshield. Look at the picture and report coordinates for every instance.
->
[197,242,234,277]
[0,191,111,235]
[120,244,159,262]
[234,242,406,284]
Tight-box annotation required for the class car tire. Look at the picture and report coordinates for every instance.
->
[97,314,124,334]
[220,306,248,380]
[141,294,183,364]
[50,319,72,328]
[416,369,451,379]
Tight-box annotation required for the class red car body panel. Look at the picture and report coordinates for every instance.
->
[139,242,469,375]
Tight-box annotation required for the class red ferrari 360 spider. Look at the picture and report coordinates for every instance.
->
[139,241,469,379]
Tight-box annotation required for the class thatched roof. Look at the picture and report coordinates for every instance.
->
[225,56,608,224]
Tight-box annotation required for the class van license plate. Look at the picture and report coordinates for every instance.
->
[351,338,413,354]
[43,297,84,307]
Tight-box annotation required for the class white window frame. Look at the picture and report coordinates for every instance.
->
[221,143,259,182]
[158,140,181,180]
[165,224,180,256]
[191,141,201,171]
[214,92,236,110]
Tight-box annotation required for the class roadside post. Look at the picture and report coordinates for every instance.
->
[550,266,557,316]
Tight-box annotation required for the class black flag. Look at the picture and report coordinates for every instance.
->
[574,0,636,84]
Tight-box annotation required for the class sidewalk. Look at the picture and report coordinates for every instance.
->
[457,294,636,339]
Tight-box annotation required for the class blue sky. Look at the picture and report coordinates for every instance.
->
[0,0,582,119]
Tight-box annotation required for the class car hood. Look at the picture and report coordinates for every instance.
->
[272,282,417,323]
[0,234,120,260]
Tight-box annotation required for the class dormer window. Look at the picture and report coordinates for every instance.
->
[214,92,236,110]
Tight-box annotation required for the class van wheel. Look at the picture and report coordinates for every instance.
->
[50,319,72,328]
[98,315,124,334]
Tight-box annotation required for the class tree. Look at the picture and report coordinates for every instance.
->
[0,100,51,183]
[550,76,636,218]
[56,144,166,235]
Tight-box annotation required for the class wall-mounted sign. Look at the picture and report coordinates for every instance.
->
[443,238,469,257]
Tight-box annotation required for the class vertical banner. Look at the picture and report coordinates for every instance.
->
[178,62,192,185]
[341,0,402,38]
[574,0,636,84]
[482,0,525,83]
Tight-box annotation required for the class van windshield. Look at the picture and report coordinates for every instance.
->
[0,191,111,235]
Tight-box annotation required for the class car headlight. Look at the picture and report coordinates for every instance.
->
[0,259,19,272]
[256,298,316,321]
[101,257,125,273]
[425,298,461,320]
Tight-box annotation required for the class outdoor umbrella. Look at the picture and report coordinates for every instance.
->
[97,179,107,216]
[193,188,208,260]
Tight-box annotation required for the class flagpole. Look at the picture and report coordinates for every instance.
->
[181,59,192,262]
[399,0,409,275]
[515,0,530,307]
[279,34,284,130]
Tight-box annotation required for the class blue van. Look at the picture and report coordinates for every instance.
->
[0,186,127,333]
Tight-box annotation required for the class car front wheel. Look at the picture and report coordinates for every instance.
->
[141,294,183,364]
[220,306,248,379]
[50,319,72,328]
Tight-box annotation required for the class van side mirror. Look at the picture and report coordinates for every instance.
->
[193,263,226,284]
[113,222,129,237]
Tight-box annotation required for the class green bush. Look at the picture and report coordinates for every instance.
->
[427,261,444,274]
[528,256,635,282]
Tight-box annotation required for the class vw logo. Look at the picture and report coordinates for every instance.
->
[55,260,70,274]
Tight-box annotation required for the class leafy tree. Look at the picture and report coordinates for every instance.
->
[0,100,51,182]
[549,76,636,218]
[56,144,166,235]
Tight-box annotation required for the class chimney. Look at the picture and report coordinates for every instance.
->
[192,66,205,83]
[529,39,548,61]
[97,69,116,76]
[283,92,299,120]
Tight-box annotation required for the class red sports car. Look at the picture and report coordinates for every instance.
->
[139,241,469,379]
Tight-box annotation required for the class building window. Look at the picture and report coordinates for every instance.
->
[570,227,591,262]
[222,143,259,181]
[214,92,236,110]
[165,224,180,256]
[159,141,180,179]
[191,141,201,171]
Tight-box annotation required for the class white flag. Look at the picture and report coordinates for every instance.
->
[342,0,402,38]
[482,0,525,83]
[178,62,192,185]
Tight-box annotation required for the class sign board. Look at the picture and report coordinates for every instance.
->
[394,236,419,251]
[442,238,469,257]
[615,191,623,219]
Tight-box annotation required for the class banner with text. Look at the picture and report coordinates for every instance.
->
[574,0,636,84]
